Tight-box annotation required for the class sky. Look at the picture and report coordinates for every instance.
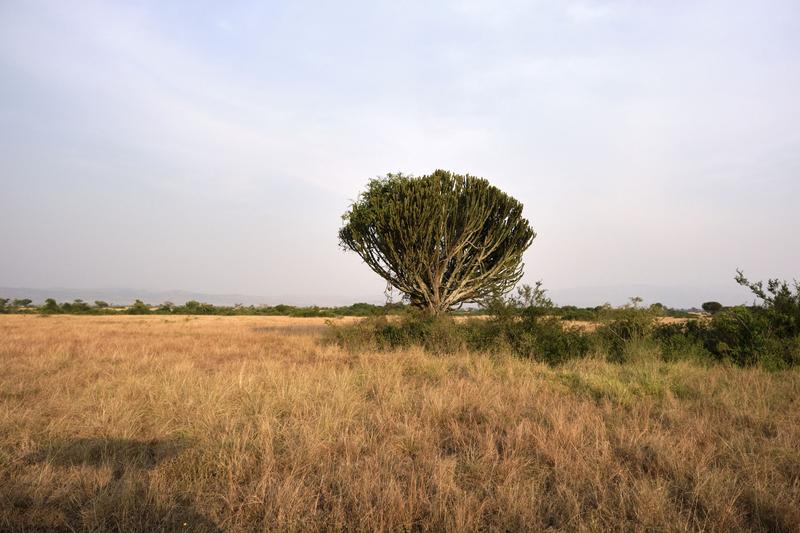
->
[1,0,798,307]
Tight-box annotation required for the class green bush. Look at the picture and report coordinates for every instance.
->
[652,321,712,362]
[556,306,598,321]
[327,283,592,365]
[61,299,92,314]
[127,299,151,315]
[511,318,592,365]
[41,299,61,313]
[596,299,658,362]
[701,307,800,367]
[735,270,800,339]
[652,307,800,369]
[325,312,467,354]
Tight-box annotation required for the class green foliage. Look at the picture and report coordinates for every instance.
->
[326,312,467,355]
[60,299,91,314]
[650,271,800,369]
[702,301,723,314]
[332,302,388,316]
[17,299,401,317]
[12,298,32,307]
[127,300,151,315]
[652,321,713,363]
[699,307,799,368]
[553,303,690,322]
[289,306,335,318]
[476,283,592,364]
[507,318,593,365]
[42,299,61,313]
[328,283,591,365]
[0,298,8,314]
[177,300,215,315]
[339,170,535,314]
[701,307,772,366]
[735,269,800,338]
[596,297,659,362]
[555,306,598,321]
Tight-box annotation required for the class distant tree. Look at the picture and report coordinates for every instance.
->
[174,300,216,314]
[702,301,723,314]
[0,298,8,313]
[12,298,32,307]
[127,299,151,315]
[339,170,535,315]
[42,298,61,313]
[94,300,109,308]
[71,299,91,313]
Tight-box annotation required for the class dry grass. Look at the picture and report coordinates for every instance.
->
[1,315,798,532]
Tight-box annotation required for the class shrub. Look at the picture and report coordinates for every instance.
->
[702,307,788,367]
[328,283,593,364]
[326,312,467,354]
[41,299,61,313]
[61,299,91,314]
[290,307,335,318]
[127,300,151,315]
[511,318,592,365]
[651,304,800,369]
[325,316,387,352]
[325,274,800,369]
[596,298,658,362]
[735,270,800,338]
[652,321,712,362]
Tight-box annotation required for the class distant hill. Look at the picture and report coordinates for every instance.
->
[0,287,383,307]
[1,283,756,310]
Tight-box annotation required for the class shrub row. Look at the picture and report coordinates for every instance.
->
[327,274,800,369]
[0,299,406,317]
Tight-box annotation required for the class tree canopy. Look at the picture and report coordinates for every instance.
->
[339,170,535,314]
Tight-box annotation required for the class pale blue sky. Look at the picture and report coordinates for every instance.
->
[1,1,798,306]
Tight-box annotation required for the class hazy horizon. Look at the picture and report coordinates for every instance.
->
[2,1,798,306]
[0,280,764,309]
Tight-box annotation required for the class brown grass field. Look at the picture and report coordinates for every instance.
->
[1,315,799,532]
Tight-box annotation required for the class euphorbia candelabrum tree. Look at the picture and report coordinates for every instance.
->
[339,170,536,315]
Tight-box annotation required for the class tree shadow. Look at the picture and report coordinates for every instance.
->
[9,437,222,532]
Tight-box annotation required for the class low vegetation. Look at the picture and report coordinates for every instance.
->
[329,273,800,370]
[1,315,798,531]
[2,272,797,530]
[0,298,407,317]
[0,297,693,319]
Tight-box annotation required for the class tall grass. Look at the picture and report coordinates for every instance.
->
[1,315,799,531]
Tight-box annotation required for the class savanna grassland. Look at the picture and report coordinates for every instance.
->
[1,315,799,532]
